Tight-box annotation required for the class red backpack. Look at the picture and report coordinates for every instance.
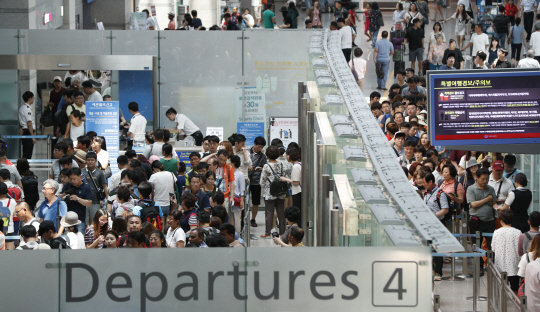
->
[7,187,22,204]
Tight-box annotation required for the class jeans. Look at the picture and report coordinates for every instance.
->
[511,43,522,61]
[493,32,507,49]
[372,29,379,46]
[524,12,534,41]
[376,59,390,89]
[304,0,312,9]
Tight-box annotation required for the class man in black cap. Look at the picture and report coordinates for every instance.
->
[38,221,70,249]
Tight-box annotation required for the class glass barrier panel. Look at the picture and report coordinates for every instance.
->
[158,31,243,133]
[111,30,159,56]
[246,247,433,311]
[0,250,60,311]
[0,70,21,159]
[242,30,312,135]
[59,248,246,311]
[0,29,19,54]
[18,30,111,55]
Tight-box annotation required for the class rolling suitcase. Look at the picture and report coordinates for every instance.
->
[393,48,405,77]
[422,59,430,76]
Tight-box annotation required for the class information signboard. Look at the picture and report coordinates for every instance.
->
[268,117,298,150]
[86,101,119,176]
[428,70,540,148]
[237,122,265,147]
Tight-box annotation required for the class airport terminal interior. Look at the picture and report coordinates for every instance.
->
[1,0,540,311]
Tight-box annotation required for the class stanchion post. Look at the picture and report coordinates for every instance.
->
[487,250,494,310]
[433,294,440,312]
[458,211,473,278]
[245,196,250,247]
[330,208,339,246]
[47,135,51,160]
[500,271,508,311]
[521,296,528,312]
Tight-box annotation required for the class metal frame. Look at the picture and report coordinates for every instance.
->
[0,54,159,129]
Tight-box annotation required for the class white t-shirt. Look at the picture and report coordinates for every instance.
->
[348,57,367,79]
[518,252,534,277]
[291,163,301,195]
[129,113,147,142]
[108,168,125,191]
[166,226,186,248]
[149,171,177,207]
[175,114,200,135]
[67,231,86,249]
[142,142,179,160]
[488,175,515,203]
[531,32,540,56]
[339,25,356,49]
[19,218,40,247]
[252,0,261,6]
[471,33,490,58]
[0,198,17,233]
[244,14,255,26]
[97,150,110,169]
[146,17,156,29]
[70,122,85,143]
[87,91,103,102]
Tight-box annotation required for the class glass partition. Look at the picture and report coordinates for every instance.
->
[18,30,111,55]
[111,30,158,56]
[159,31,243,133]
[0,29,18,55]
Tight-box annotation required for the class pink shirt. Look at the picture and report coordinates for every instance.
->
[168,21,176,30]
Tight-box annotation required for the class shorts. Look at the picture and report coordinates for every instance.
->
[253,6,261,19]
[250,184,262,206]
[409,47,424,62]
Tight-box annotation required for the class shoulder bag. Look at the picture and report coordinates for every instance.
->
[376,11,384,27]
[86,168,106,201]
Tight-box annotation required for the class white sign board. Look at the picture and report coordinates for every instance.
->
[206,127,224,142]
[131,12,147,30]
[236,87,266,123]
[268,117,298,149]
[96,22,104,30]
[0,247,432,311]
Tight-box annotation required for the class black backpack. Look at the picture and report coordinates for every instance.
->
[57,104,74,134]
[267,163,289,197]
[40,105,54,127]
[437,180,460,223]
[138,201,162,231]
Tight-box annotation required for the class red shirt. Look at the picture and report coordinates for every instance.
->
[505,4,518,17]
[349,10,356,25]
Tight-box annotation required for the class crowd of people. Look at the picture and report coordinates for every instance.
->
[3,99,306,250]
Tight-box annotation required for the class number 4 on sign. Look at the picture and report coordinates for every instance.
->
[383,268,406,300]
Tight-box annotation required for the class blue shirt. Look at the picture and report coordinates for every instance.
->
[439,65,457,70]
[57,96,66,112]
[504,168,522,184]
[511,25,524,44]
[37,196,68,229]
[375,39,394,61]
[132,199,164,218]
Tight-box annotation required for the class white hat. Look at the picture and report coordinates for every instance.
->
[53,76,62,82]
[418,120,428,127]
[60,211,82,228]
[420,110,428,115]
[168,11,175,16]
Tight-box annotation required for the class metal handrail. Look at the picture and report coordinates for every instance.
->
[486,251,528,312]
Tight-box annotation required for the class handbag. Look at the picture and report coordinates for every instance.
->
[351,59,359,80]
[508,26,513,44]
[376,11,384,26]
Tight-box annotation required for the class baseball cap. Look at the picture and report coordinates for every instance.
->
[493,160,504,171]
[394,131,406,139]
[280,6,288,12]
[53,76,62,82]
[38,220,56,236]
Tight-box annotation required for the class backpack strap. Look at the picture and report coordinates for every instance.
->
[525,232,532,240]
[496,178,504,198]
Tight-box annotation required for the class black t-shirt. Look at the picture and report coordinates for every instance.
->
[493,15,509,33]
[226,20,238,30]
[49,237,70,249]
[495,60,512,68]
[405,27,424,50]
[284,15,293,28]
[63,182,93,222]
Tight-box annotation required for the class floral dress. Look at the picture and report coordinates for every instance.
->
[430,42,447,65]
[369,9,382,32]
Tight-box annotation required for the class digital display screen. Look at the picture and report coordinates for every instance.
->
[429,70,540,146]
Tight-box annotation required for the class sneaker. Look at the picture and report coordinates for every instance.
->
[251,219,258,227]
[434,274,442,281]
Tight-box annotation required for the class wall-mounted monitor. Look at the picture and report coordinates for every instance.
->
[427,69,540,153]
